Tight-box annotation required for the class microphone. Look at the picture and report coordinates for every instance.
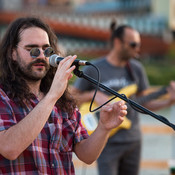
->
[49,54,91,67]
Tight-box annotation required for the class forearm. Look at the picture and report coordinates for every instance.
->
[0,93,57,160]
[74,101,126,164]
[70,87,94,105]
[74,124,110,164]
[144,99,173,111]
[70,86,109,106]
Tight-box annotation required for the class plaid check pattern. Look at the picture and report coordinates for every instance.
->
[0,88,88,174]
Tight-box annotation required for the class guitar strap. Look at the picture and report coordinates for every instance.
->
[126,61,138,86]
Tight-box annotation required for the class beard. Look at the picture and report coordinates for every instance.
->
[15,54,50,82]
[119,50,130,61]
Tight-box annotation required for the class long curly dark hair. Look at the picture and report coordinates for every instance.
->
[0,16,76,115]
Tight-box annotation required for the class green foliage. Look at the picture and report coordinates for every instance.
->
[142,58,175,86]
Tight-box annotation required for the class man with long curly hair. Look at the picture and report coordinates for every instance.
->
[0,17,127,174]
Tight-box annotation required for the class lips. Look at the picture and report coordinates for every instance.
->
[33,63,45,66]
[29,59,49,70]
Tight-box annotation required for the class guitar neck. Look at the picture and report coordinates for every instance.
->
[135,87,167,105]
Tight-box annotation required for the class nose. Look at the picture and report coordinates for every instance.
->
[37,48,45,59]
[136,45,140,51]
[135,45,140,52]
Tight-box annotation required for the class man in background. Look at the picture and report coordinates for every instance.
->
[71,21,175,175]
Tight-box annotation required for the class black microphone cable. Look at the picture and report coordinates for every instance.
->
[87,63,119,113]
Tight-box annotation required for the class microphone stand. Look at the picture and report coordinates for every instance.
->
[73,67,175,131]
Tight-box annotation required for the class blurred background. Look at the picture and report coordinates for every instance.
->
[0,1,175,175]
[0,0,175,85]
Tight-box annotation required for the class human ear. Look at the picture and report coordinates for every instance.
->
[114,38,121,48]
[12,49,17,61]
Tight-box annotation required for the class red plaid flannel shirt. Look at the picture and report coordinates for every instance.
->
[0,88,89,174]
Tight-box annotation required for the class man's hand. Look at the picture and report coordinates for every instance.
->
[49,55,77,101]
[167,81,175,105]
[99,100,127,132]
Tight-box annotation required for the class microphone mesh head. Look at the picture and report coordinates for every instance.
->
[49,54,58,67]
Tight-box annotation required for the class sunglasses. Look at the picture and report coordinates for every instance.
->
[129,42,141,49]
[17,45,55,58]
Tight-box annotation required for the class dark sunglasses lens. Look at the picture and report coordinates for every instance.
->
[44,47,55,57]
[130,42,140,48]
[30,48,40,58]
[30,47,55,58]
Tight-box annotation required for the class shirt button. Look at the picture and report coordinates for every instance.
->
[51,163,55,168]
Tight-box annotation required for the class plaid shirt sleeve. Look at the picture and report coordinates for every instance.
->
[73,108,89,144]
[0,88,17,131]
[60,107,89,151]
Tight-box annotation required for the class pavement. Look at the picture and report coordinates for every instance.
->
[73,106,175,175]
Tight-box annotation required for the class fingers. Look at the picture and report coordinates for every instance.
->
[117,101,127,116]
[99,100,127,130]
[167,82,175,94]
[55,55,77,80]
[117,100,127,109]
[168,81,175,90]
[101,100,127,114]
[167,81,175,104]
[58,55,77,69]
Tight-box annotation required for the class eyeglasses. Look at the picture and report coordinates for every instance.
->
[129,42,141,49]
[17,45,55,58]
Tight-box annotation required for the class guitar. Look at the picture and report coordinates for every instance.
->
[80,84,138,137]
[80,84,168,137]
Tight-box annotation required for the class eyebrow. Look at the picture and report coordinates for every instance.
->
[24,44,50,48]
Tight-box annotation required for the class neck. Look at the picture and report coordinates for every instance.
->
[27,80,41,97]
